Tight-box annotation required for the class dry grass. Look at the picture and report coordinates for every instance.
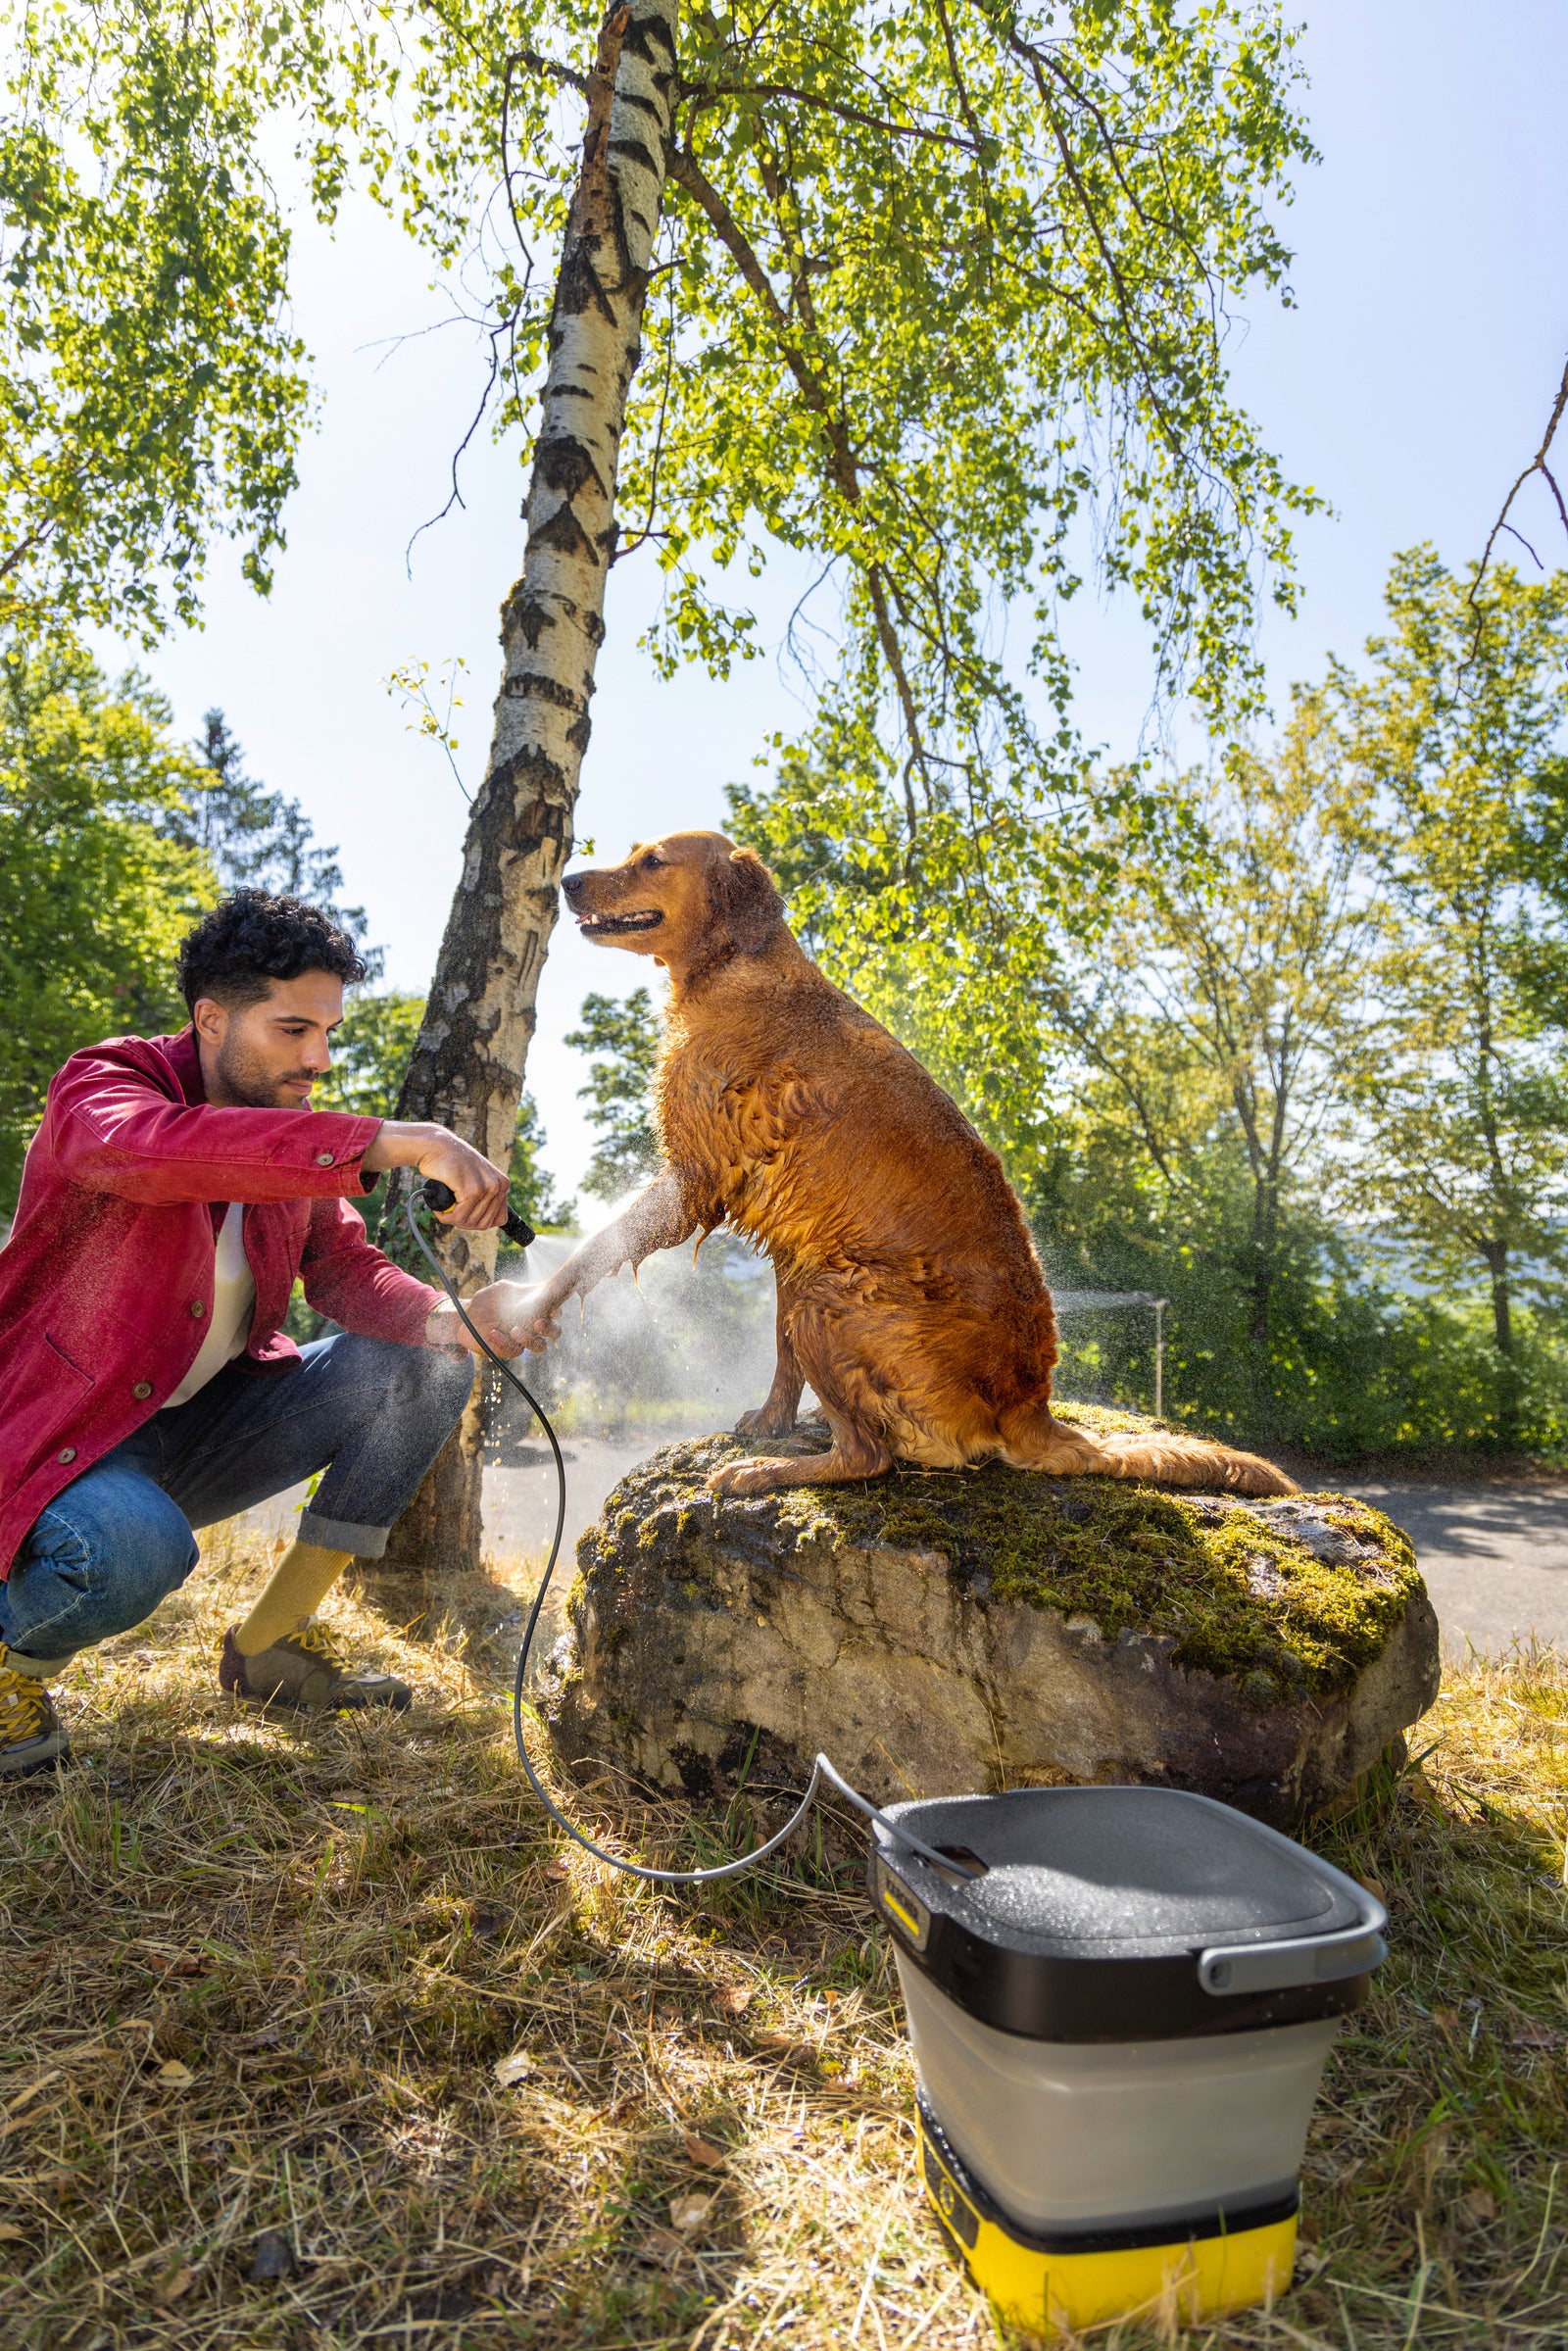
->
[1,1525,1565,2350]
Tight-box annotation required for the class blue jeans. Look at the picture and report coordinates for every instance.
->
[0,1335,474,1663]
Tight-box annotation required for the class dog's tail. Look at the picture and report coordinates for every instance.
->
[997,1396,1298,1499]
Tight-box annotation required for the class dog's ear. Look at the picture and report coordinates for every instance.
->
[708,845,783,954]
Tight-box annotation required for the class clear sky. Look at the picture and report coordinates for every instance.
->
[97,0,1568,1197]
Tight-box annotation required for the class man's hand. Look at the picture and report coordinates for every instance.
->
[362,1120,510,1230]
[424,1281,560,1358]
[501,1281,565,1355]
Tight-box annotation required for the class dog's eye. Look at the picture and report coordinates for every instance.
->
[640,853,663,870]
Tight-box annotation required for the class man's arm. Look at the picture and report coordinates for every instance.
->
[301,1182,545,1361]
[310,1165,706,1364]
[50,1046,511,1228]
[301,1196,444,1347]
[360,1120,510,1230]
[52,1050,382,1204]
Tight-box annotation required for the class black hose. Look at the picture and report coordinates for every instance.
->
[404,1184,982,1886]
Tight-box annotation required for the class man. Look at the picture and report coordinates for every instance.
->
[0,890,530,1777]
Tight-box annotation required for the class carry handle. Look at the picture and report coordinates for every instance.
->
[1199,1886,1388,1997]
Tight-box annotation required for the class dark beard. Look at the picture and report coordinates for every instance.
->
[212,1041,317,1110]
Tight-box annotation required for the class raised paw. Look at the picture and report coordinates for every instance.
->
[707,1456,784,1497]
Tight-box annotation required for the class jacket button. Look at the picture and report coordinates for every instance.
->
[316,1151,334,1166]
[190,1298,206,1318]
[57,1446,76,1464]
[132,1381,153,1399]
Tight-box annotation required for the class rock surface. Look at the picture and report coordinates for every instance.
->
[543,1410,1442,1826]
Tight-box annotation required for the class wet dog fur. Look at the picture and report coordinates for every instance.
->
[519,830,1297,1501]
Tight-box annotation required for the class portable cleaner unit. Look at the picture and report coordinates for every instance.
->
[870,1785,1387,2332]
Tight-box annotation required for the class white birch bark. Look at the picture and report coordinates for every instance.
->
[396,0,677,1264]
[373,0,678,1585]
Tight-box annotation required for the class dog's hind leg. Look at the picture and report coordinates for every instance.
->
[735,1284,806,1439]
[1091,1431,1298,1496]
[998,1395,1298,1497]
[709,1402,890,1497]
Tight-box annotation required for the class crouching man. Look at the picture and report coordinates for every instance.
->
[0,891,531,1776]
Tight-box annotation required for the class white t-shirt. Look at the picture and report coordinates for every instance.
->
[163,1202,257,1408]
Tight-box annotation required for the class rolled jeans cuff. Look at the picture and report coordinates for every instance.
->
[298,1510,391,1559]
[4,1644,69,1679]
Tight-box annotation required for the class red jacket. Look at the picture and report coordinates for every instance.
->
[0,1028,441,1578]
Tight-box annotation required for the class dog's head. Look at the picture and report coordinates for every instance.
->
[561,831,783,982]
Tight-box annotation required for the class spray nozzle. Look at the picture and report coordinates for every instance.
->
[420,1177,538,1251]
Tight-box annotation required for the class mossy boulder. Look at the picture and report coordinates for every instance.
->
[542,1410,1441,1827]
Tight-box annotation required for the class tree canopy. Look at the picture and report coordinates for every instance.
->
[1328,553,1568,1428]
[1037,712,1378,1378]
[0,636,211,1203]
[308,0,1320,1031]
[9,0,1316,771]
[0,0,308,641]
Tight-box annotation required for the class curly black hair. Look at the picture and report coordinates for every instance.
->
[176,891,368,1014]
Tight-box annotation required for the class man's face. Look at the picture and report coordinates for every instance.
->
[192,972,345,1110]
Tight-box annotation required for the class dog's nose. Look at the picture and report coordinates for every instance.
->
[561,870,588,902]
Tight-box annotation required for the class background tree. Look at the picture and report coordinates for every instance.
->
[1042,711,1377,1384]
[0,0,307,642]
[0,636,212,1205]
[1330,552,1568,1444]
[161,711,379,966]
[737,550,1568,1461]
[357,0,678,1585]
[564,987,662,1200]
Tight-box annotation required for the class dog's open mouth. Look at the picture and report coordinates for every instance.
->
[577,908,664,937]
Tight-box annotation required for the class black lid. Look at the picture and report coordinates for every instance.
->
[871,1787,1386,2042]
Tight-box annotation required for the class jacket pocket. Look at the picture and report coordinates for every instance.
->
[43,1332,96,1387]
[0,1330,99,1497]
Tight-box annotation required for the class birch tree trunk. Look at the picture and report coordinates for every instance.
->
[368,0,678,1600]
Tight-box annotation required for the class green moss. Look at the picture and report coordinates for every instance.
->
[594,1407,1425,1708]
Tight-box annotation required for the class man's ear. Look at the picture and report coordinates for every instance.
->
[708,846,784,954]
[191,998,227,1049]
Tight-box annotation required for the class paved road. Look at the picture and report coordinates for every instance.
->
[1335,1474,1568,1655]
[483,1438,671,1565]
[246,1441,1568,1656]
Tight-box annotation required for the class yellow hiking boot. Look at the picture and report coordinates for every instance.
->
[0,1646,70,1777]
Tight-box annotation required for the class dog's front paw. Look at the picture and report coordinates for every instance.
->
[707,1456,783,1497]
[734,1404,795,1439]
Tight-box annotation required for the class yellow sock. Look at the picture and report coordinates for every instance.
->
[236,1542,354,1655]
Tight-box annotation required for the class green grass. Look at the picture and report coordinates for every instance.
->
[0,1523,1564,2347]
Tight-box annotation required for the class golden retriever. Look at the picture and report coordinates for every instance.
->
[509,831,1296,1500]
